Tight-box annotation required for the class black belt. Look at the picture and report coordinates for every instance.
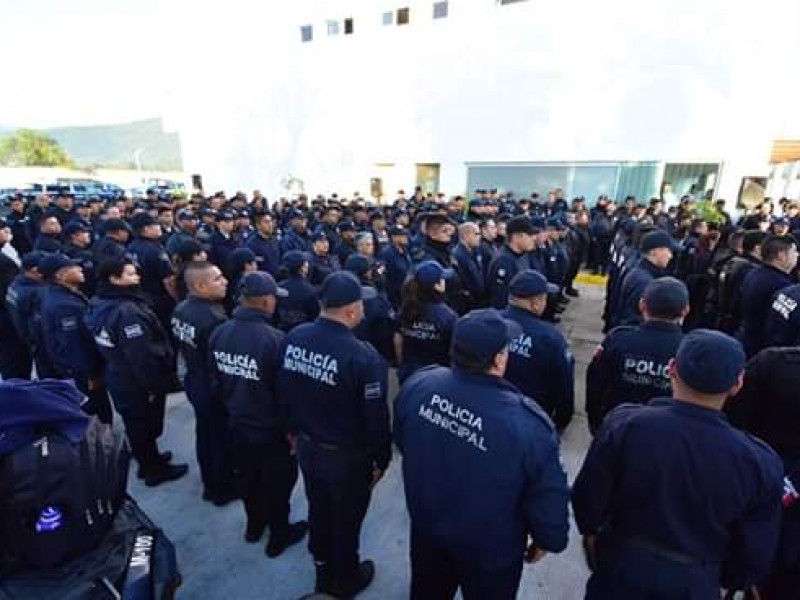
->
[298,433,340,452]
[625,537,716,567]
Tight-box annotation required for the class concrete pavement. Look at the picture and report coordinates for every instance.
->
[129,283,605,599]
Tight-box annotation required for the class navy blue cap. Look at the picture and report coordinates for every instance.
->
[62,221,90,237]
[774,217,789,227]
[239,271,287,298]
[450,308,522,366]
[129,213,158,230]
[38,253,81,278]
[21,251,47,270]
[0,217,9,229]
[529,216,546,231]
[200,208,217,218]
[344,253,371,276]
[414,260,454,289]
[282,250,311,272]
[640,230,680,252]
[320,271,375,308]
[177,209,196,221]
[102,218,131,233]
[216,209,237,222]
[675,329,745,394]
[389,224,408,236]
[286,208,305,220]
[642,277,689,318]
[545,217,560,229]
[620,217,637,235]
[509,270,559,297]
[507,215,536,236]
[339,220,356,232]
[228,247,257,273]
[310,230,328,243]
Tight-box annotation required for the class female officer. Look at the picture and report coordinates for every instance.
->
[395,260,457,384]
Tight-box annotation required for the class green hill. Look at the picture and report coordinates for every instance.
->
[0,118,182,171]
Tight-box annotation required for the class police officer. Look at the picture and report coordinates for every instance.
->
[613,230,679,327]
[0,219,32,380]
[573,329,784,598]
[127,213,177,333]
[39,253,112,423]
[246,210,281,276]
[738,234,797,357]
[62,221,97,296]
[85,256,188,486]
[308,231,341,287]
[280,208,311,254]
[486,215,537,309]
[344,254,395,362]
[275,250,319,332]
[276,271,391,597]
[6,194,33,255]
[395,261,458,384]
[502,270,575,431]
[165,209,199,256]
[394,308,570,599]
[336,220,358,265]
[208,272,308,555]
[33,214,63,252]
[171,261,237,505]
[5,251,50,378]
[763,281,800,347]
[451,221,487,313]
[586,277,688,435]
[378,224,412,309]
[93,218,131,262]
[726,346,800,597]
[223,247,258,314]
[716,230,766,333]
[209,209,242,275]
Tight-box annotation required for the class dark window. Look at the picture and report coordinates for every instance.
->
[344,18,354,34]
[433,1,448,19]
[300,25,313,42]
[397,7,410,25]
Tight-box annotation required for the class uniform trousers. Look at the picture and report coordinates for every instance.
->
[109,381,165,472]
[409,527,523,600]
[232,427,297,535]
[184,371,236,499]
[297,437,371,585]
[0,326,32,380]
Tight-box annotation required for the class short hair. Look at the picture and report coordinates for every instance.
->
[97,256,134,282]
[742,230,767,253]
[183,261,216,292]
[761,234,796,262]
[458,222,479,238]
[727,229,745,250]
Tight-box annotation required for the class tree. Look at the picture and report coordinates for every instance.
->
[0,129,76,168]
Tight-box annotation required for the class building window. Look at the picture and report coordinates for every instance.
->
[382,11,394,25]
[397,7,410,25]
[300,25,313,42]
[327,20,340,36]
[344,18,354,34]
[433,1,448,19]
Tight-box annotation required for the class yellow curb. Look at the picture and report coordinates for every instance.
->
[575,273,608,285]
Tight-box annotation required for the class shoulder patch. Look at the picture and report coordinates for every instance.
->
[60,316,78,331]
[364,382,382,401]
[123,323,144,339]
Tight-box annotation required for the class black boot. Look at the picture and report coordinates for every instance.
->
[143,462,188,487]
[315,562,333,594]
[330,560,375,598]
[244,519,267,543]
[265,521,308,558]
[136,452,173,479]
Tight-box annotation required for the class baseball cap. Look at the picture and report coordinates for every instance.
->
[177,209,196,221]
[450,308,522,366]
[62,221,90,237]
[21,251,47,271]
[642,277,689,318]
[675,329,745,394]
[310,230,328,243]
[640,230,680,253]
[389,224,408,237]
[344,254,371,277]
[286,208,305,221]
[413,260,454,289]
[282,250,311,272]
[239,271,287,298]
[216,209,237,222]
[227,247,257,273]
[339,220,356,232]
[38,253,81,278]
[101,218,131,234]
[509,270,559,297]
[320,271,375,308]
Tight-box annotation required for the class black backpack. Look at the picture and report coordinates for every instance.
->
[0,417,130,574]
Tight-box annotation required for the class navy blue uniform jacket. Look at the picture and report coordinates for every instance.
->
[209,307,286,437]
[502,305,574,430]
[586,320,683,433]
[276,317,391,471]
[763,282,800,348]
[573,398,783,588]
[739,265,795,357]
[394,366,569,568]
[171,296,227,386]
[85,286,175,395]
[246,232,281,276]
[614,258,666,327]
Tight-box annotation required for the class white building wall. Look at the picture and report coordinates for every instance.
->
[165,0,800,201]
